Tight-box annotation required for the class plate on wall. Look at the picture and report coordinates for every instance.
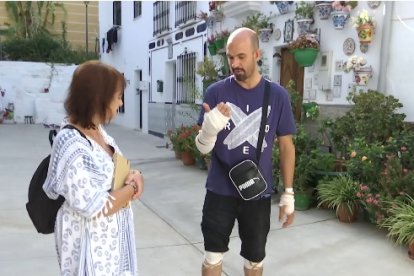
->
[274,28,281,41]
[368,1,381,9]
[343,38,355,56]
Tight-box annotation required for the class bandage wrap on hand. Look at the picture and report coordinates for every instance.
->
[196,107,230,154]
[278,193,295,215]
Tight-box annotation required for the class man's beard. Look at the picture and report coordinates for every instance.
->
[233,68,247,81]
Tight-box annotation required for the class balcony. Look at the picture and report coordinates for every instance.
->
[220,1,262,18]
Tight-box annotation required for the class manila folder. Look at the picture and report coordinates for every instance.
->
[112,153,130,191]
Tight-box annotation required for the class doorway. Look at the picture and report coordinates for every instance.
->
[280,48,304,121]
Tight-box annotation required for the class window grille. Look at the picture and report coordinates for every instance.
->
[176,52,197,104]
[134,1,142,18]
[113,1,122,26]
[174,1,197,27]
[153,1,170,36]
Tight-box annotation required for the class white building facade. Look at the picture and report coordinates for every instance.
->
[98,1,414,136]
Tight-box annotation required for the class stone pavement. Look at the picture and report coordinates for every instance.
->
[0,124,413,276]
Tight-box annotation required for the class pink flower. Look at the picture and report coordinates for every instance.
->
[350,151,357,158]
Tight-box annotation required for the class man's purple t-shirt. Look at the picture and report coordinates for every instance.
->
[197,76,296,198]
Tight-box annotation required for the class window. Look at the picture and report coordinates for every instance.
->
[113,1,122,26]
[174,1,197,27]
[153,1,170,36]
[133,1,142,18]
[176,52,197,104]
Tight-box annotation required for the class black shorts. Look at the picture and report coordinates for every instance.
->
[201,190,271,262]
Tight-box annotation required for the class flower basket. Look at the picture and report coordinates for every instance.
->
[315,2,333,20]
[214,38,225,50]
[331,10,349,29]
[274,1,290,14]
[208,43,217,56]
[296,18,313,34]
[291,48,319,67]
[357,23,374,44]
[258,28,273,42]
[354,66,372,86]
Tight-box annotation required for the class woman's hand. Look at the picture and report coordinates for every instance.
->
[125,169,144,200]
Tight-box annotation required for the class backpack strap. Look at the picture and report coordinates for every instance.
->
[62,124,92,147]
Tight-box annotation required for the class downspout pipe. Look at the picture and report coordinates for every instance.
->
[378,1,394,94]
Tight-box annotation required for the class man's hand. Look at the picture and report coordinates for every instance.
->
[203,102,231,117]
[278,193,295,228]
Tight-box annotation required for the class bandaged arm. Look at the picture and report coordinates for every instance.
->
[196,107,230,154]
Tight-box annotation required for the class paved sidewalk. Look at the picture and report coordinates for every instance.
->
[0,124,412,276]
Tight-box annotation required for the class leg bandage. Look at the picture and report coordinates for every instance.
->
[204,251,224,266]
[244,259,263,269]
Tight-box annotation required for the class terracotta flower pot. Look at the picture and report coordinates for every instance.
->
[408,242,414,260]
[181,151,195,166]
[337,203,358,223]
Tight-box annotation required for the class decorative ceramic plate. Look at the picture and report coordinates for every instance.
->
[343,38,355,56]
[368,1,381,9]
[274,28,281,41]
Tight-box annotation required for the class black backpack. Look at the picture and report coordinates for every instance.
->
[26,125,90,234]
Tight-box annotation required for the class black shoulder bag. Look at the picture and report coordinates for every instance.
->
[216,81,270,200]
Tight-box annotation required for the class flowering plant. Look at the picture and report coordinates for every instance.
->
[215,29,230,40]
[343,55,367,72]
[197,11,208,21]
[176,124,199,154]
[287,33,320,50]
[331,1,357,12]
[351,9,375,28]
[207,34,216,44]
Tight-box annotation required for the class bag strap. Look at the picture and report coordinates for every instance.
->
[213,79,270,170]
[256,80,270,163]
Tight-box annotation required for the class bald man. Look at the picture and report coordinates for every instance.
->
[195,28,296,276]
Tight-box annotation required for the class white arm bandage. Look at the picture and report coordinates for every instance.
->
[195,107,230,154]
[278,193,295,215]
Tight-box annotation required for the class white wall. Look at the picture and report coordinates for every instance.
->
[0,61,77,124]
[99,1,155,132]
[98,0,414,129]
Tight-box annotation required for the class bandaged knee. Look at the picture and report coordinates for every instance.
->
[196,107,230,154]
[278,193,295,215]
[244,259,263,269]
[204,251,224,266]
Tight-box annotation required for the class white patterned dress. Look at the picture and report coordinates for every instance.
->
[43,125,138,276]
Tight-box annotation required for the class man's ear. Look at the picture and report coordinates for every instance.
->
[255,49,261,62]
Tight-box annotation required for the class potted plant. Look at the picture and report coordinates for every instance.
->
[331,1,357,29]
[294,1,315,34]
[317,174,359,223]
[343,55,372,86]
[197,57,219,94]
[241,12,273,42]
[270,1,292,15]
[288,33,320,67]
[214,29,230,50]
[167,127,182,159]
[207,34,217,56]
[351,9,375,45]
[176,124,199,166]
[380,196,414,260]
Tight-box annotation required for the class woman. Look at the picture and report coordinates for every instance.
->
[43,60,143,276]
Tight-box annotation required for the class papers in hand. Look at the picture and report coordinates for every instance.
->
[112,153,130,191]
